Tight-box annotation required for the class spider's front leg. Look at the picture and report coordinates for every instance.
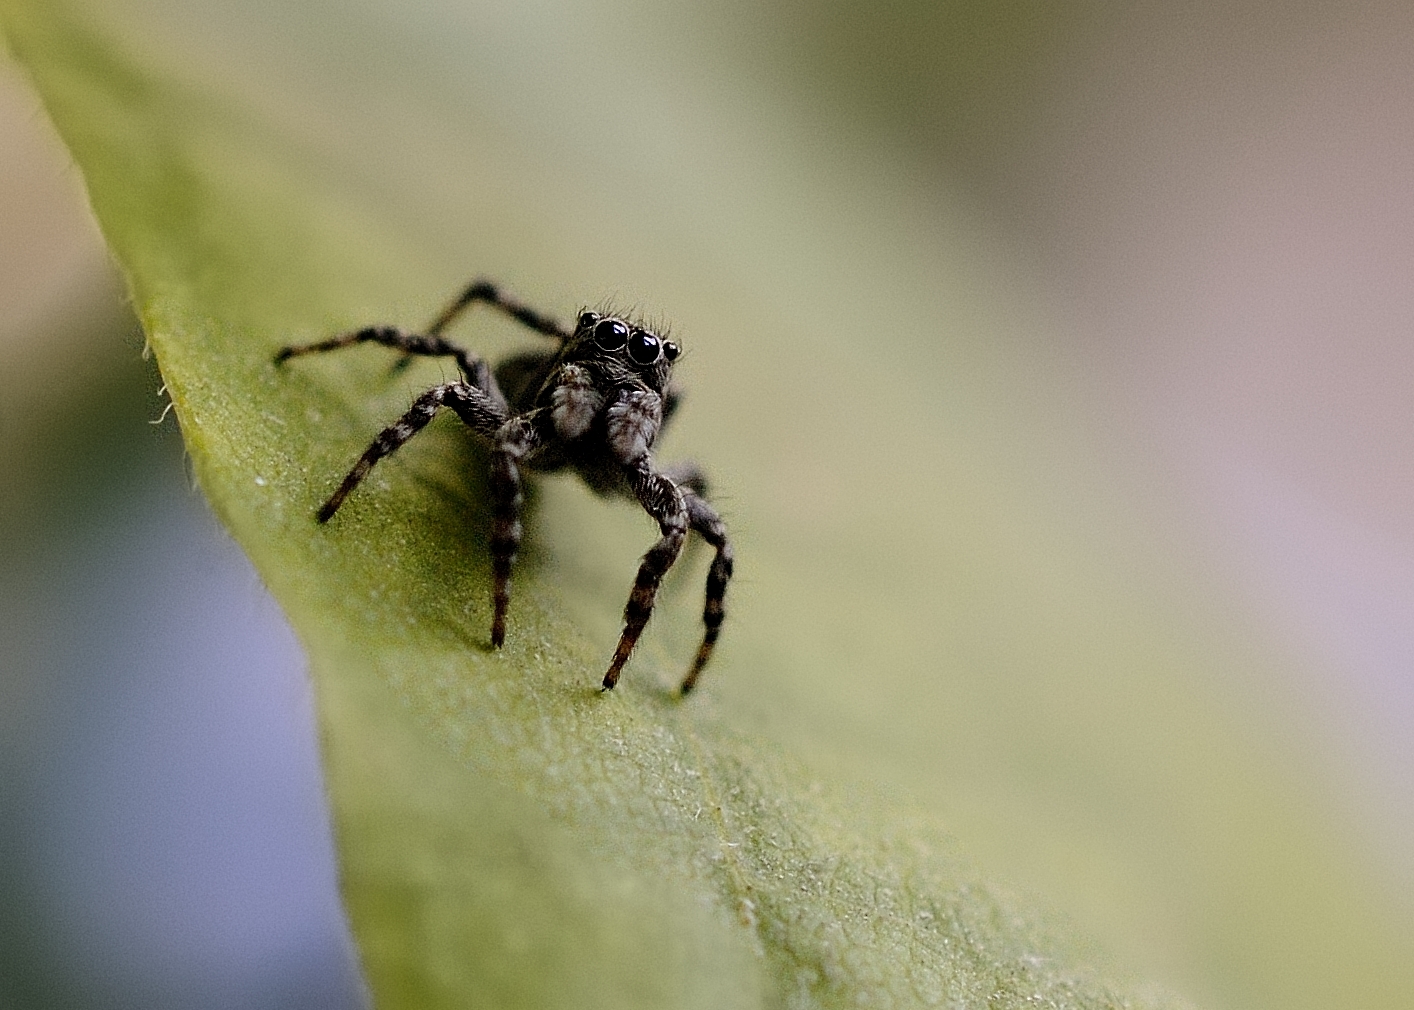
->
[603,464,689,690]
[316,381,506,522]
[654,461,733,693]
[488,410,547,648]
[276,325,508,415]
[679,490,733,695]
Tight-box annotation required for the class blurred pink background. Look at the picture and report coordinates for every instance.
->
[1029,3,1414,892]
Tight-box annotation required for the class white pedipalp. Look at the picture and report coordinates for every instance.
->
[605,389,662,464]
[550,364,604,440]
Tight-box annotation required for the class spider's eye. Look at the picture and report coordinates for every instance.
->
[662,341,680,361]
[627,330,661,365]
[594,318,628,350]
[578,311,600,331]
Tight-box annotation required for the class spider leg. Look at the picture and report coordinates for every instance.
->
[387,278,570,388]
[276,326,507,414]
[602,467,688,690]
[678,490,733,695]
[488,410,547,648]
[427,278,572,341]
[660,459,709,498]
[316,381,505,522]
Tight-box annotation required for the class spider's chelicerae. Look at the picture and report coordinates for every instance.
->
[276,279,733,694]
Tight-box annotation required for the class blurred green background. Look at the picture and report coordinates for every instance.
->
[3,1,1412,1008]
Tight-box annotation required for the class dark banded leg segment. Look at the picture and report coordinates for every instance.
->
[317,382,504,522]
[603,469,688,690]
[661,458,709,498]
[679,491,733,695]
[427,278,572,342]
[489,413,545,648]
[276,326,506,412]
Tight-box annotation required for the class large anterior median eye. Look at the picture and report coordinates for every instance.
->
[594,318,628,350]
[627,330,661,365]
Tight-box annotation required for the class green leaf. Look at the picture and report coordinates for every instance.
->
[5,1,1410,1008]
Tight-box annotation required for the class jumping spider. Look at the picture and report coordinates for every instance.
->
[276,279,733,694]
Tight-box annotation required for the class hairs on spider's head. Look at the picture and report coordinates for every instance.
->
[582,300,673,342]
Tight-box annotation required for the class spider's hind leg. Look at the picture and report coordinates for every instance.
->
[427,278,573,341]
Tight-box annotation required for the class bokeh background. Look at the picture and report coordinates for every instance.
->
[2,1,1411,1007]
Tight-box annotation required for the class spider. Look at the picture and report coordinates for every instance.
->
[275,279,733,694]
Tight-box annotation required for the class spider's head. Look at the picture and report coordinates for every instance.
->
[570,311,679,392]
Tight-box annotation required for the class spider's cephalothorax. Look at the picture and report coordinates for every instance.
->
[275,279,733,694]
